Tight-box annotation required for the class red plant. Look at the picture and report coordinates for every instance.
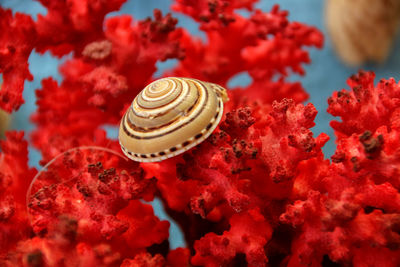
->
[0,0,399,266]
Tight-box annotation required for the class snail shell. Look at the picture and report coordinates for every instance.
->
[119,77,229,162]
[325,0,400,65]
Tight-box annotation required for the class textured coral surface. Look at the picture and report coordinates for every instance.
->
[0,0,399,266]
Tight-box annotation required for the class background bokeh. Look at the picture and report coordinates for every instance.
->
[2,0,400,248]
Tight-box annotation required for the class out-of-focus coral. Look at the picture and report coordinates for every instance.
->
[325,0,400,66]
[3,0,400,266]
[4,213,189,266]
[0,132,37,255]
[121,248,190,267]
[35,0,127,56]
[0,10,35,112]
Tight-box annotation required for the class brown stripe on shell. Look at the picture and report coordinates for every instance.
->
[131,91,189,118]
[125,89,201,133]
[122,80,209,140]
[131,78,188,117]
[136,80,182,109]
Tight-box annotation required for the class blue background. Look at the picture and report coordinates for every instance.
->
[2,0,400,249]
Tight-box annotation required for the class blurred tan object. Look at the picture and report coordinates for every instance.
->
[0,83,11,138]
[325,0,400,66]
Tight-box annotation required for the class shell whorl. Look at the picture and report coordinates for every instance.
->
[119,77,228,162]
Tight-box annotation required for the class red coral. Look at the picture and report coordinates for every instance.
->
[142,98,327,267]
[121,248,190,267]
[328,71,400,139]
[14,146,177,265]
[278,71,400,266]
[116,200,170,250]
[4,237,188,267]
[328,71,400,190]
[27,148,158,243]
[281,189,400,266]
[104,9,184,88]
[3,216,123,266]
[31,76,116,164]
[143,99,327,219]
[0,9,36,112]
[192,209,272,267]
[121,252,165,267]
[1,0,369,266]
[35,0,126,56]
[166,248,191,266]
[230,80,310,109]
[0,132,37,254]
[81,66,128,109]
[172,4,322,92]
[31,9,186,164]
[173,0,258,29]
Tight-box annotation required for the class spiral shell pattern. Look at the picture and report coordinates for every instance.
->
[119,77,228,162]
